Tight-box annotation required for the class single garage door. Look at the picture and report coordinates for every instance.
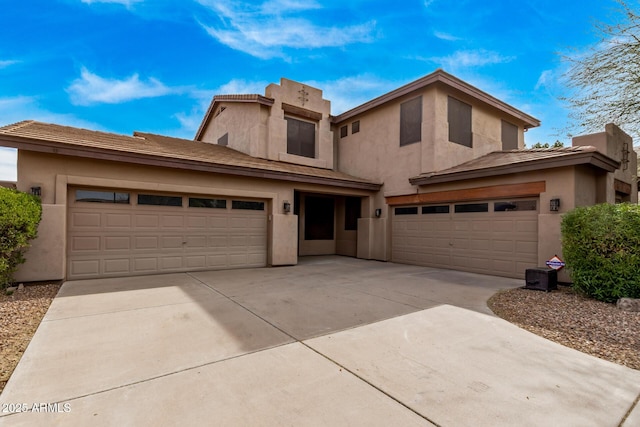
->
[392,199,538,278]
[67,188,267,280]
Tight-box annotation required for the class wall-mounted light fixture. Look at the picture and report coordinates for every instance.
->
[550,198,560,212]
[30,186,41,197]
[283,200,291,213]
[375,208,382,218]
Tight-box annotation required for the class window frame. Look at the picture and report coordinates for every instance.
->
[400,96,422,147]
[286,116,316,158]
[448,96,473,147]
[501,120,518,150]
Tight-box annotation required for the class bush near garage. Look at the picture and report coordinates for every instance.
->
[0,187,42,289]
[561,203,640,303]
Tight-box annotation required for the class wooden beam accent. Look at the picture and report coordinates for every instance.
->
[386,181,546,206]
[282,103,323,121]
[614,179,632,195]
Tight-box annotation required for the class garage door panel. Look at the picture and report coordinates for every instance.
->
[492,240,514,253]
[68,188,267,279]
[71,236,101,251]
[186,216,207,228]
[105,214,131,228]
[516,220,537,232]
[104,236,130,251]
[207,254,228,267]
[392,199,538,279]
[104,259,130,274]
[134,258,158,272]
[70,259,100,277]
[160,257,183,270]
[161,215,184,228]
[162,236,184,249]
[72,212,102,227]
[136,214,159,228]
[185,235,207,248]
[186,256,206,268]
[135,236,159,250]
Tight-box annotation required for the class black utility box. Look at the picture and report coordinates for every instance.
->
[525,268,558,291]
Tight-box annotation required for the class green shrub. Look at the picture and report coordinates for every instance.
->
[0,188,42,288]
[561,203,640,302]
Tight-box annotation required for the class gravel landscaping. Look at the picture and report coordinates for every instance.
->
[0,282,61,394]
[488,285,640,371]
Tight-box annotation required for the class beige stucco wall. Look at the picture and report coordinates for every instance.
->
[200,102,267,159]
[14,204,66,282]
[572,124,638,203]
[336,85,528,198]
[265,79,333,170]
[15,151,375,280]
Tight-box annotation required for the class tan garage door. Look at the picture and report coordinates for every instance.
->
[67,188,267,280]
[392,199,538,278]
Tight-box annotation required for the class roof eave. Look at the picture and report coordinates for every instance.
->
[1,135,381,191]
[332,69,540,128]
[409,152,620,186]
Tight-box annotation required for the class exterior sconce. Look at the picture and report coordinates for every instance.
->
[375,208,382,218]
[550,198,560,212]
[283,201,291,213]
[30,186,41,197]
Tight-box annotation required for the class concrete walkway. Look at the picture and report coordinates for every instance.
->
[1,256,639,426]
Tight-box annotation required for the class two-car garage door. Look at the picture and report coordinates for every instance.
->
[392,199,538,278]
[67,188,267,280]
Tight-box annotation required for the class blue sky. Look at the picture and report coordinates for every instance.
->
[0,0,622,180]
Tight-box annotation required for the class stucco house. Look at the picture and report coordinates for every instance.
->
[0,69,636,283]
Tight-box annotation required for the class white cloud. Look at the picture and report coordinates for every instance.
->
[0,59,19,69]
[306,74,400,115]
[427,49,515,70]
[535,69,553,90]
[81,0,143,7]
[197,0,376,59]
[67,67,174,106]
[433,31,461,41]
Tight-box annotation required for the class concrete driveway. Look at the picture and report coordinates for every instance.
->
[1,256,639,426]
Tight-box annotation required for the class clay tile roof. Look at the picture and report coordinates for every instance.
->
[410,146,620,185]
[0,121,380,191]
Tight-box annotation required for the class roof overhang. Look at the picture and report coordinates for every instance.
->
[332,69,540,129]
[409,151,620,186]
[0,134,381,192]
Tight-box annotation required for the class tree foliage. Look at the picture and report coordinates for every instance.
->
[563,0,640,138]
[0,188,42,288]
[561,203,640,303]
[530,141,565,149]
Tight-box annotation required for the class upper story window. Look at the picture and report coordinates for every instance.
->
[352,120,360,134]
[286,116,315,158]
[340,125,348,138]
[400,96,422,146]
[501,120,518,150]
[448,96,472,147]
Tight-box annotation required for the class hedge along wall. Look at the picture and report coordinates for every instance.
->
[0,188,42,288]
[561,203,640,303]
